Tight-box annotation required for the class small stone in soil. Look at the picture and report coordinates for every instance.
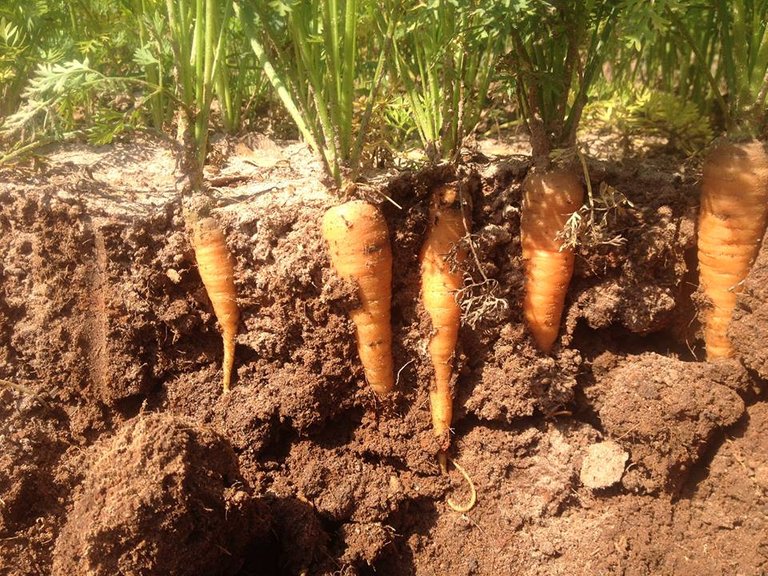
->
[580,440,629,489]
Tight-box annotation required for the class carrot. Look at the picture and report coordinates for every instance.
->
[420,183,470,471]
[322,200,394,397]
[698,140,768,359]
[192,217,240,393]
[521,169,584,353]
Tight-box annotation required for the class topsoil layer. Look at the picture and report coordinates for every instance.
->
[1,133,767,576]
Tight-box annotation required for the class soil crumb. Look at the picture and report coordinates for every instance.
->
[580,440,629,489]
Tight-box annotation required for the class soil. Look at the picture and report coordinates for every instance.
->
[1,132,767,575]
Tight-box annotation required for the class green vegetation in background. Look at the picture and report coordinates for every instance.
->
[0,0,145,152]
[582,90,713,155]
[0,0,136,118]
[605,1,716,112]
[239,0,396,187]
[391,0,505,161]
[580,1,716,155]
[1,0,270,169]
[600,0,768,143]
[2,0,768,170]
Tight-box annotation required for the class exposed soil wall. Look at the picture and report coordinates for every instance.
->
[1,136,766,575]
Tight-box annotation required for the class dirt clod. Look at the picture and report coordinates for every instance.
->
[598,353,745,493]
[51,413,259,576]
[732,226,768,381]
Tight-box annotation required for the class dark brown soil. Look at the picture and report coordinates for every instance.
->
[732,224,768,380]
[1,134,767,575]
[52,412,259,576]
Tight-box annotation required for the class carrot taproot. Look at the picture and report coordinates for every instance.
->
[322,201,394,397]
[697,140,768,359]
[420,183,470,470]
[192,217,239,393]
[521,169,584,353]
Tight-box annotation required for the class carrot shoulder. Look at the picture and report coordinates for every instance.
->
[322,201,394,396]
[521,170,583,353]
[698,140,768,359]
[420,184,470,466]
[192,217,240,393]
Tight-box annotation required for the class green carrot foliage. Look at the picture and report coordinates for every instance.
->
[391,0,506,161]
[240,0,395,186]
[505,0,619,165]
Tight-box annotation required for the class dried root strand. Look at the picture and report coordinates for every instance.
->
[446,457,478,513]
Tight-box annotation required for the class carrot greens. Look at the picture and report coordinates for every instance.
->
[239,0,396,186]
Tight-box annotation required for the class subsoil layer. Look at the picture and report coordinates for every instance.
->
[1,133,767,575]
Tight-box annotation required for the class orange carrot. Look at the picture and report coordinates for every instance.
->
[698,140,768,359]
[322,201,394,396]
[420,184,470,470]
[521,169,584,353]
[192,217,239,393]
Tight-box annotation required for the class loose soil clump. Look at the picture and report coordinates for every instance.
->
[51,413,260,576]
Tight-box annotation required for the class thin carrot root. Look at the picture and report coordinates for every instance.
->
[192,217,239,393]
[446,457,477,513]
[420,183,471,460]
[322,201,394,396]
[521,170,584,353]
[698,141,768,359]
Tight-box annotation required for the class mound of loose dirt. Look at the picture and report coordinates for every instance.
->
[667,401,768,574]
[0,384,72,574]
[51,413,260,576]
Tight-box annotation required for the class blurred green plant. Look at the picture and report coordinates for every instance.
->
[629,90,713,154]
[603,0,768,139]
[582,89,713,155]
[0,1,135,118]
[0,16,36,118]
[1,0,255,178]
[2,58,162,151]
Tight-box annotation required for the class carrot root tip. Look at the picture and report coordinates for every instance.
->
[438,450,448,474]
